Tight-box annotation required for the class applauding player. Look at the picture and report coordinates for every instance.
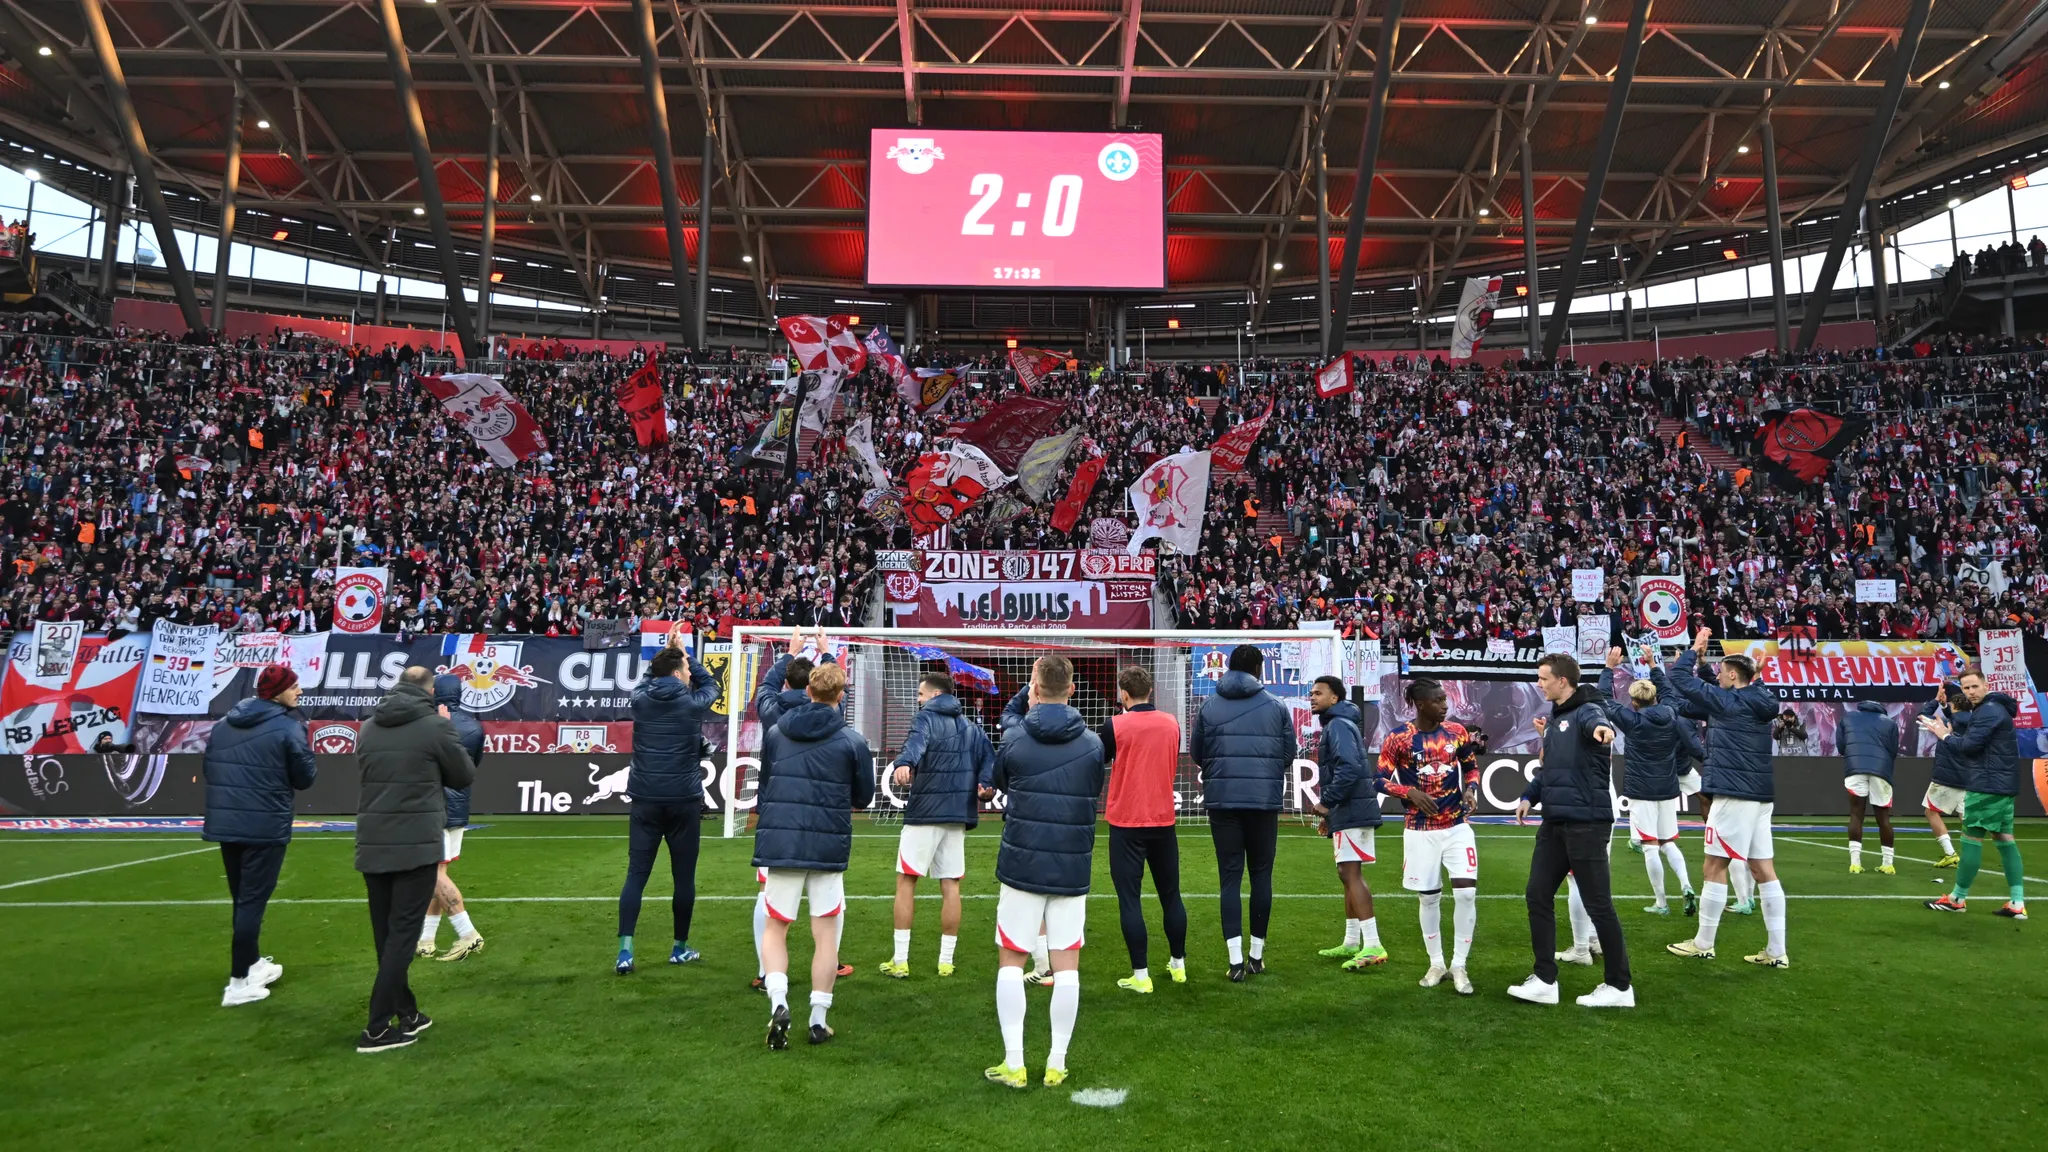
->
[1377,680,1482,995]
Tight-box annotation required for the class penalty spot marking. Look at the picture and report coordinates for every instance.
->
[1071,1088,1127,1108]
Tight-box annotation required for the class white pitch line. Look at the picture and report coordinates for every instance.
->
[1776,834,2048,886]
[0,891,1962,909]
[0,846,217,891]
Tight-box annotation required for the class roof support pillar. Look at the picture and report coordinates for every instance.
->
[1521,132,1540,358]
[1327,0,1405,359]
[211,88,242,332]
[632,0,699,348]
[374,0,481,360]
[1760,114,1789,352]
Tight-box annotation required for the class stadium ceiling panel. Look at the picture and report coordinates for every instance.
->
[7,0,2048,297]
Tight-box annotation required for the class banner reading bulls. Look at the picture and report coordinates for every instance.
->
[1,631,147,753]
[879,549,1155,629]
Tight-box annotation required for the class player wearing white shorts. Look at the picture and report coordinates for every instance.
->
[750,663,874,1050]
[419,675,485,961]
[1598,653,1703,917]
[1307,675,1388,971]
[1838,700,1900,874]
[1377,680,1482,996]
[984,656,1105,1090]
[1662,629,1792,968]
[881,671,994,980]
[1917,684,1971,868]
[750,627,849,993]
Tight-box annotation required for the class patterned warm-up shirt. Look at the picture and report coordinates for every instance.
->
[1377,722,1481,830]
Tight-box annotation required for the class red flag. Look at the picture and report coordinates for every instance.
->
[1051,456,1106,533]
[777,314,867,373]
[1008,347,1068,391]
[902,451,993,534]
[954,396,1069,472]
[614,363,669,448]
[1314,353,1355,399]
[1208,400,1273,473]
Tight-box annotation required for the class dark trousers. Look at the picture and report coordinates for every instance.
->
[219,841,286,979]
[1108,824,1188,969]
[1526,820,1631,990]
[618,802,702,942]
[364,863,437,1031]
[1208,808,1279,941]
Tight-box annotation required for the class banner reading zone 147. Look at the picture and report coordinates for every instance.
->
[880,549,1156,629]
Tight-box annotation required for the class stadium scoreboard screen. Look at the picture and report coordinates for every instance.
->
[865,129,1167,292]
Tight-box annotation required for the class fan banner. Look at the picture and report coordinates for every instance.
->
[30,620,85,680]
[1207,400,1272,473]
[1314,353,1355,398]
[1571,568,1606,602]
[862,325,913,396]
[1541,626,1577,655]
[954,397,1071,472]
[1450,275,1503,359]
[796,367,846,435]
[331,567,391,634]
[1015,427,1083,502]
[1757,407,1869,487]
[776,314,867,373]
[1,631,147,753]
[614,363,669,448]
[904,366,964,414]
[1053,457,1107,533]
[879,549,1154,630]
[135,621,219,716]
[417,373,548,467]
[1632,575,1689,642]
[1576,616,1612,664]
[1977,629,2043,728]
[901,447,1007,534]
[1009,347,1068,391]
[1127,449,1212,556]
[845,415,894,492]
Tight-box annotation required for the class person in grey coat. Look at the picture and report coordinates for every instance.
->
[202,665,317,1007]
[352,666,476,1053]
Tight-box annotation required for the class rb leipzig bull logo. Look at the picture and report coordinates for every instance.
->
[435,641,548,713]
[546,725,616,754]
[456,392,521,441]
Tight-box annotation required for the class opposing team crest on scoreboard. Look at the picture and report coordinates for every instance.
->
[887,138,945,175]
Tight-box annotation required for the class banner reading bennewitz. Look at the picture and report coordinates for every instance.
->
[135,621,218,715]
[879,549,1156,629]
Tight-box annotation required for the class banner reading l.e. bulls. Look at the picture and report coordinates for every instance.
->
[879,550,1156,629]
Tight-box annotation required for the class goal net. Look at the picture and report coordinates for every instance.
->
[720,628,1343,838]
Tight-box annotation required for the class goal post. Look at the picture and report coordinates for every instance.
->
[719,628,1346,839]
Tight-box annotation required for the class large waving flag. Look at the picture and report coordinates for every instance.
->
[1450,275,1503,360]
[1127,449,1212,556]
[1207,400,1272,473]
[777,314,867,373]
[901,444,1009,534]
[417,373,548,466]
[1756,407,1869,488]
[1008,347,1069,392]
[1314,353,1356,399]
[954,396,1070,472]
[864,325,913,393]
[614,363,669,448]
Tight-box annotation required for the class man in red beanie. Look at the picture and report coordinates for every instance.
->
[202,663,317,1007]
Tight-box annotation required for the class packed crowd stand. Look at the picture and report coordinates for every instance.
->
[0,312,2043,658]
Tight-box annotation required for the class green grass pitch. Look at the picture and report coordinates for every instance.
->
[1,817,2042,1150]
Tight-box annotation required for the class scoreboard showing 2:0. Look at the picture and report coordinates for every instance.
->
[866,129,1166,292]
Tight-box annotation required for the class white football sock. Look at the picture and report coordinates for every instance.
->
[1881,845,1895,868]
[1131,967,1149,982]
[1696,881,1728,948]
[809,991,832,1029]
[1566,877,1592,950]
[1451,888,1476,968]
[1644,847,1667,906]
[765,972,789,1014]
[996,966,1026,1067]
[1848,841,1862,868]
[1343,918,1361,948]
[1661,842,1691,891]
[1249,936,1265,961]
[1360,916,1381,949]
[1225,936,1243,965]
[420,914,441,945]
[1730,859,1754,904]
[1937,833,1955,856]
[1047,970,1079,1070]
[753,890,768,979]
[939,934,958,965]
[892,928,911,966]
[450,911,474,938]
[1419,892,1444,967]
[1167,956,1185,971]
[1032,935,1050,972]
[1760,879,1787,957]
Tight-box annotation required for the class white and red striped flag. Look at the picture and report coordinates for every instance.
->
[777,314,867,373]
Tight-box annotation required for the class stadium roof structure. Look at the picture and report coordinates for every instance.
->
[5,0,2048,354]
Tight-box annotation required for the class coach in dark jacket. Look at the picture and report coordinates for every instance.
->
[1190,646,1294,964]
[353,667,476,1051]
[992,692,1106,900]
[1658,647,1778,802]
[203,665,317,1004]
[1515,654,1630,1004]
[615,643,722,973]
